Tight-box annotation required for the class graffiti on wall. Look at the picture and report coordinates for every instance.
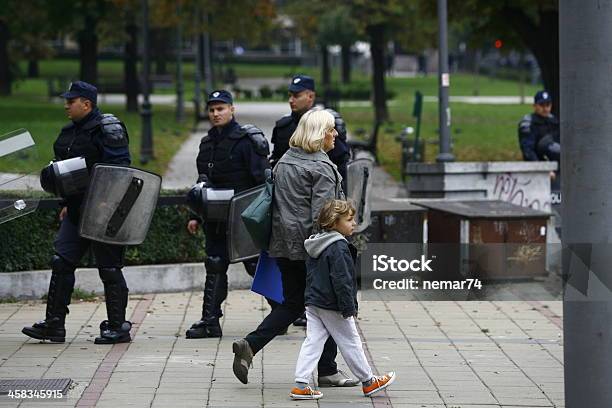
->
[492,173,551,211]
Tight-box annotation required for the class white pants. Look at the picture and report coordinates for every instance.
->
[294,306,373,384]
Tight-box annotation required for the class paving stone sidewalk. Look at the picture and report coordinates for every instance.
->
[0,290,563,408]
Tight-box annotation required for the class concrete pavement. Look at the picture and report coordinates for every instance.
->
[0,290,563,407]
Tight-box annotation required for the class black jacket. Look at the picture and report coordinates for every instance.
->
[53,108,130,224]
[196,119,270,192]
[518,113,560,162]
[304,231,358,317]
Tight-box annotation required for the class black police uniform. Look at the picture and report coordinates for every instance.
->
[270,109,349,191]
[518,113,560,162]
[22,107,132,345]
[186,118,271,338]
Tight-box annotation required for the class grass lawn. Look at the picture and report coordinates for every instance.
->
[342,102,527,180]
[19,59,539,99]
[0,90,193,176]
[9,59,540,181]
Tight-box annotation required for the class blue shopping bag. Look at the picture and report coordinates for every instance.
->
[251,251,284,304]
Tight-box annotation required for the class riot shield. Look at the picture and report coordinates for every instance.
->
[346,158,374,233]
[227,184,264,263]
[0,129,40,224]
[79,164,161,245]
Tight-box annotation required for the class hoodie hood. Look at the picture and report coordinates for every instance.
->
[304,230,346,258]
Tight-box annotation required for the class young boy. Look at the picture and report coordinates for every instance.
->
[289,199,396,400]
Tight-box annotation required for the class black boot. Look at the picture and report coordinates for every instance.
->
[95,319,132,345]
[186,256,228,339]
[95,269,131,345]
[22,256,75,343]
[293,312,307,327]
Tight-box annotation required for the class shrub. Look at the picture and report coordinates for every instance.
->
[259,86,273,99]
[0,195,206,272]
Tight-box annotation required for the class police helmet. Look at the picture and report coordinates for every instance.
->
[39,157,89,197]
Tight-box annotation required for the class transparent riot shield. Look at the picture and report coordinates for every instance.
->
[346,158,374,233]
[0,129,40,224]
[227,184,264,263]
[79,164,161,245]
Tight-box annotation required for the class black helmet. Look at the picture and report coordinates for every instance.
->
[40,162,58,195]
[186,182,207,217]
[39,157,89,197]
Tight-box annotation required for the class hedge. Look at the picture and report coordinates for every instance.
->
[0,198,206,272]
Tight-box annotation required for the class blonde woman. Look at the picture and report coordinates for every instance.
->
[232,109,358,388]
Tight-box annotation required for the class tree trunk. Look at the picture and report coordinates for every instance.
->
[531,11,559,116]
[368,24,388,123]
[124,15,139,112]
[153,28,168,76]
[501,7,559,116]
[320,44,331,91]
[78,15,98,85]
[0,20,11,95]
[27,60,39,78]
[341,43,351,84]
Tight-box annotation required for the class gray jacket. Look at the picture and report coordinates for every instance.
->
[268,147,344,261]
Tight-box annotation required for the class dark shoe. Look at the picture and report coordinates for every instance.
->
[185,320,222,339]
[318,369,360,387]
[94,320,132,344]
[293,312,307,327]
[232,339,253,384]
[22,320,66,343]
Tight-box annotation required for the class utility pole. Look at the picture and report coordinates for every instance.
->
[203,12,213,95]
[561,0,612,406]
[140,0,153,163]
[436,0,454,162]
[193,6,203,124]
[175,1,184,123]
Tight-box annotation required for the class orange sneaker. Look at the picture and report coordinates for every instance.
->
[289,386,323,400]
[362,371,396,397]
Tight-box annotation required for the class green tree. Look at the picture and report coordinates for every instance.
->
[317,6,360,84]
[47,0,116,85]
[347,0,407,123]
[0,0,53,93]
[0,1,20,95]
[110,0,140,112]
[444,1,559,113]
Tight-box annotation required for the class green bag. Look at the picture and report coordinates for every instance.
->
[241,172,274,250]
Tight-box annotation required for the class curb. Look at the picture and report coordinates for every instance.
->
[0,263,253,299]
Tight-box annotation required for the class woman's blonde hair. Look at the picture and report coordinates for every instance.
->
[289,108,335,153]
[317,199,356,230]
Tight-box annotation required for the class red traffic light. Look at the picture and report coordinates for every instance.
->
[494,39,503,49]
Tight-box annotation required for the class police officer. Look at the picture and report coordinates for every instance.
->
[22,81,132,345]
[185,90,270,339]
[518,90,560,163]
[270,75,350,328]
[270,75,349,191]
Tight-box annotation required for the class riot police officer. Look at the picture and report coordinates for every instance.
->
[185,90,270,339]
[270,75,349,327]
[22,81,132,345]
[518,90,560,163]
[270,75,349,191]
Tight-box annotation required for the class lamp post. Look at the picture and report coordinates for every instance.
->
[436,0,454,162]
[175,1,184,123]
[140,0,153,164]
[193,6,203,124]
